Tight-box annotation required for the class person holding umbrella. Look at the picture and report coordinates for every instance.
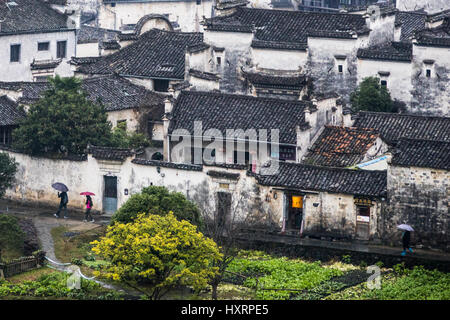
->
[52,182,69,219]
[398,224,414,256]
[81,192,95,223]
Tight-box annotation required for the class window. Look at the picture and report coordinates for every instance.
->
[426,69,431,78]
[10,44,21,62]
[338,65,343,73]
[34,76,50,82]
[38,42,50,51]
[196,0,201,4]
[279,146,296,161]
[380,80,387,87]
[57,41,67,58]
[110,2,116,7]
[153,79,169,92]
[216,56,221,66]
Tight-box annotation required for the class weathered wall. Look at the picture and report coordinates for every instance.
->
[410,44,450,116]
[357,58,413,106]
[307,37,366,105]
[251,47,307,71]
[396,0,450,14]
[98,1,213,32]
[0,31,76,82]
[203,30,254,94]
[383,165,450,251]
[76,42,99,57]
[106,108,141,132]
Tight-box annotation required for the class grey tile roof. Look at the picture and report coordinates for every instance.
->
[303,126,380,167]
[168,90,311,145]
[77,25,119,44]
[131,158,203,171]
[352,112,450,144]
[395,11,427,41]
[414,17,450,47]
[203,7,369,50]
[88,145,134,161]
[357,41,412,62]
[189,69,220,81]
[207,170,240,180]
[0,0,72,36]
[252,161,387,197]
[0,95,25,126]
[0,75,165,112]
[76,29,204,80]
[242,69,307,90]
[391,139,450,170]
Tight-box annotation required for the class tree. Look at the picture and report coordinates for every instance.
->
[0,215,24,262]
[191,181,279,299]
[0,152,17,198]
[109,121,150,150]
[350,77,399,113]
[112,185,202,227]
[91,213,222,300]
[12,76,114,155]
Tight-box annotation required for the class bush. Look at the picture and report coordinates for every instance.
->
[112,185,202,227]
[350,77,398,113]
[0,215,25,261]
[91,213,222,300]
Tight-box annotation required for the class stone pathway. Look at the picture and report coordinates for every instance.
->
[0,199,141,298]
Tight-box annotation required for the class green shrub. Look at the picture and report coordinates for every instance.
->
[111,185,202,227]
[0,215,25,261]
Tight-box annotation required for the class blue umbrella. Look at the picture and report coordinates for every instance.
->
[397,224,414,232]
[52,182,69,192]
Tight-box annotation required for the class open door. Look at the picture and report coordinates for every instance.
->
[103,176,117,214]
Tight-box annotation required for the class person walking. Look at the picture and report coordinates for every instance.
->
[401,230,413,256]
[54,191,69,219]
[84,195,94,223]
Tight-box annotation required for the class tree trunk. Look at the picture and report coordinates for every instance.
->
[211,283,218,300]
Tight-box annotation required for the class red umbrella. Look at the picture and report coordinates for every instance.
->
[80,192,95,196]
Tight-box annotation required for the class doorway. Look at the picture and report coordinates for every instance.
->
[103,176,118,214]
[356,205,370,240]
[287,194,303,230]
[216,192,231,231]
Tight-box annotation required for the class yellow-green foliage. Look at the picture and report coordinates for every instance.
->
[91,213,222,299]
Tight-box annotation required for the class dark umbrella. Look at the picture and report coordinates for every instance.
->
[52,182,69,192]
[80,192,95,196]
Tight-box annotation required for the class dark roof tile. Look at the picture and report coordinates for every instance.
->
[352,112,450,144]
[168,90,311,145]
[0,0,72,35]
[253,161,387,197]
[0,95,25,126]
[77,29,204,80]
[357,41,412,62]
[204,7,368,49]
[392,139,450,170]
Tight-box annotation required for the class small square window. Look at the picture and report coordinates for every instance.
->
[380,80,387,87]
[38,42,50,51]
[338,65,343,73]
[217,56,221,65]
[426,69,431,78]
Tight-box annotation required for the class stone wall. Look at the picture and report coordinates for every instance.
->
[383,165,450,251]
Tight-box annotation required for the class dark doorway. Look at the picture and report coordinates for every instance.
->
[356,206,370,240]
[216,192,231,231]
[287,194,303,230]
[103,176,118,214]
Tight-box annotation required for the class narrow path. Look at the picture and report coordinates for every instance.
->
[0,200,141,298]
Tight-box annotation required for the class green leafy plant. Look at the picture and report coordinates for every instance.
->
[350,77,398,113]
[111,185,202,227]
